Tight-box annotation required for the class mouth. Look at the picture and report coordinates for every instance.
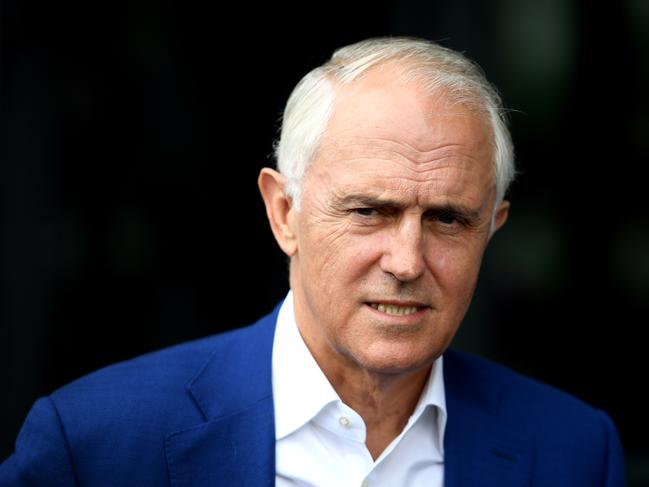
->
[366,301,429,317]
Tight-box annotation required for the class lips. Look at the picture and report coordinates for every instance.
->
[367,301,429,316]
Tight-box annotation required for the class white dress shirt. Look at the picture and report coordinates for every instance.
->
[273,291,447,487]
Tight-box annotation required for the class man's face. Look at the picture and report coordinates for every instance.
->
[287,68,508,375]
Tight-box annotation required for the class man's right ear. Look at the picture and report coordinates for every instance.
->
[258,168,298,257]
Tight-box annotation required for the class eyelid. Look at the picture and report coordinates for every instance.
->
[426,208,456,218]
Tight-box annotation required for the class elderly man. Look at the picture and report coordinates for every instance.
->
[1,37,625,486]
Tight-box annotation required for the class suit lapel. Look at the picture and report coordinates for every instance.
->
[443,350,534,487]
[165,307,280,486]
[165,397,275,486]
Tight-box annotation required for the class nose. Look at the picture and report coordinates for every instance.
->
[379,217,426,283]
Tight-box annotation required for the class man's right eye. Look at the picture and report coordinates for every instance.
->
[354,208,376,217]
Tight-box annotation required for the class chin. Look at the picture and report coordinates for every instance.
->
[356,348,439,376]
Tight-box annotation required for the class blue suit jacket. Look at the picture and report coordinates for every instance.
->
[1,304,626,486]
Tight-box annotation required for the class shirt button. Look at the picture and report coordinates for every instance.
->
[338,416,351,427]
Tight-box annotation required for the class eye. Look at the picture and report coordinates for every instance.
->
[437,213,457,225]
[354,208,377,217]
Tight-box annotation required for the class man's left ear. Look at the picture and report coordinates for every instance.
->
[491,200,510,236]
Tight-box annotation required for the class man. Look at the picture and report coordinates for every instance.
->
[1,37,625,486]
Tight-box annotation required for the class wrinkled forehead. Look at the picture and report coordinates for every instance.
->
[302,71,497,209]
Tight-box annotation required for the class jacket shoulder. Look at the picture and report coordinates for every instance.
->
[444,349,626,485]
[1,311,278,486]
[51,316,274,425]
[444,348,600,418]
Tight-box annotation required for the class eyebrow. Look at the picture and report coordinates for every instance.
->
[335,193,483,222]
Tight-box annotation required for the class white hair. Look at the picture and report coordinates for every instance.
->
[274,36,515,213]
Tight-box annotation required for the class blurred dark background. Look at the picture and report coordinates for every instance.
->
[1,0,648,483]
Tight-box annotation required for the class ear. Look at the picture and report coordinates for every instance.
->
[490,200,510,236]
[258,168,298,256]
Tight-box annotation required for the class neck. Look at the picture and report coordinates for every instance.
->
[323,358,431,460]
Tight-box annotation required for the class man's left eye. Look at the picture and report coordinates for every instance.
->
[438,213,457,225]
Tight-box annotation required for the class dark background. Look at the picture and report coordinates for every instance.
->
[2,0,648,483]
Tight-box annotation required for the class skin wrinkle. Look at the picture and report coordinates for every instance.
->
[320,138,488,172]
[321,137,471,162]
[316,133,493,190]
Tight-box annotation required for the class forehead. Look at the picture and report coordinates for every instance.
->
[325,64,491,150]
[306,66,495,206]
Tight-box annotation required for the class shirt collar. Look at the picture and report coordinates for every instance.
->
[272,291,339,440]
[411,348,447,456]
[272,290,447,453]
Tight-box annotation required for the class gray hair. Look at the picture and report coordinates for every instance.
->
[274,36,515,212]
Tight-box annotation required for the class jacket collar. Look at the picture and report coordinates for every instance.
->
[443,350,534,486]
[165,305,280,486]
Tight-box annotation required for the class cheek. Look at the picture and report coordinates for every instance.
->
[426,240,485,296]
[312,235,379,290]
[301,218,377,279]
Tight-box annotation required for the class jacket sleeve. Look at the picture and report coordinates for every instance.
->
[0,397,78,487]
[600,410,627,487]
